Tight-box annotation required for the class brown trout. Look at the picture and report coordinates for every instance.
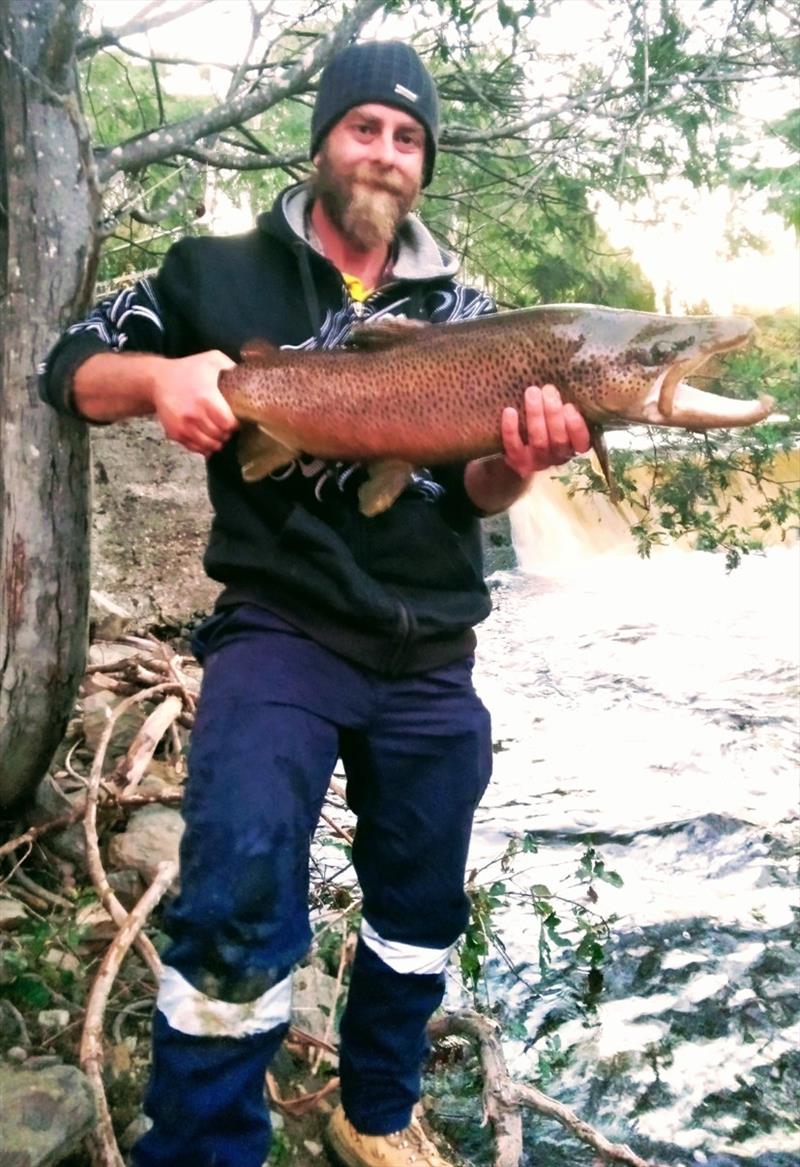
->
[218,305,770,515]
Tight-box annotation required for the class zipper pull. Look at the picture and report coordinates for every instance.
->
[351,301,367,319]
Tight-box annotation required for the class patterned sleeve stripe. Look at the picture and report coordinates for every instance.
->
[429,286,496,323]
[65,279,165,351]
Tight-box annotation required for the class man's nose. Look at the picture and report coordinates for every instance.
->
[369,129,398,166]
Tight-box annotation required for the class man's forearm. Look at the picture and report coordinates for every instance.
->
[72,352,164,422]
[464,455,533,515]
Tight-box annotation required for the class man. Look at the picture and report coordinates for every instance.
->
[41,40,590,1167]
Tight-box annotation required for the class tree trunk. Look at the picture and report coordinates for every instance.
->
[0,0,99,806]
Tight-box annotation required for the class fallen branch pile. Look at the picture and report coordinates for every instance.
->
[1,632,668,1167]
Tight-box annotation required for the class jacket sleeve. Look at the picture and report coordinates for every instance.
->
[37,275,169,418]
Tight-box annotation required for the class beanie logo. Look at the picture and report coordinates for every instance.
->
[394,83,418,102]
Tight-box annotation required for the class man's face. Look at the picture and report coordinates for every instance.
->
[311,103,426,252]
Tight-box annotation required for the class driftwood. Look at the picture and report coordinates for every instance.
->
[80,860,177,1167]
[429,1012,667,1167]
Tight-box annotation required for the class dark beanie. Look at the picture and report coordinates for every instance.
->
[310,41,440,187]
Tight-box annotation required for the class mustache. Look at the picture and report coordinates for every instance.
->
[350,164,410,195]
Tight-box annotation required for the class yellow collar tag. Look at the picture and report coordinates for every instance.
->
[342,273,371,303]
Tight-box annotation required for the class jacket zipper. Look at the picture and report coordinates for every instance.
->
[387,598,413,676]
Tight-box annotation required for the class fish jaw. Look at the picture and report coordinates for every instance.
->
[642,371,775,429]
[598,313,771,430]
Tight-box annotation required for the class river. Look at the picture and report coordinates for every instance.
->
[453,537,799,1166]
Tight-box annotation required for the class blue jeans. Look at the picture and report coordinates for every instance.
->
[133,605,492,1166]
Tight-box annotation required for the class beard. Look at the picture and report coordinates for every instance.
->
[311,148,421,252]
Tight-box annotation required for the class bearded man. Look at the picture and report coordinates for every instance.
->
[40,40,589,1167]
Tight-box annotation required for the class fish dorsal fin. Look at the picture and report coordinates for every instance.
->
[345,317,430,351]
[240,338,282,364]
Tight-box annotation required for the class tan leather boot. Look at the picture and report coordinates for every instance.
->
[324,1104,455,1167]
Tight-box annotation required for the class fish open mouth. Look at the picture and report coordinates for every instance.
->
[644,324,773,429]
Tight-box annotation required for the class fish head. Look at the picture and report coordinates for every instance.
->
[562,308,770,430]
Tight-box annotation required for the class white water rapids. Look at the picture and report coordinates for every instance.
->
[461,525,799,1165]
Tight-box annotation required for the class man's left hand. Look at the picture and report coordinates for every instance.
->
[502,383,591,479]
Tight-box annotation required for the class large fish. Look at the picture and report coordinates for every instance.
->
[218,305,771,515]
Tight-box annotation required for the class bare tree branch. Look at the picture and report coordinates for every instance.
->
[95,0,385,183]
[76,0,208,59]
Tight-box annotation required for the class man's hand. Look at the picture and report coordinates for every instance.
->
[501,383,591,478]
[73,349,239,457]
[464,384,592,515]
[151,351,239,456]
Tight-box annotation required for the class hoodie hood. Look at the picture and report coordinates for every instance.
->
[258,183,459,284]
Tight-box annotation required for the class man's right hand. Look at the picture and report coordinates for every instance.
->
[150,351,238,456]
[73,350,239,457]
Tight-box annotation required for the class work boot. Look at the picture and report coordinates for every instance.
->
[325,1104,454,1167]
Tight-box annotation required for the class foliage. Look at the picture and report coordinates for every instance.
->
[460,833,622,1019]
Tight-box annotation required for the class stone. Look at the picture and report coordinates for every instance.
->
[107,869,145,910]
[36,1011,70,1033]
[81,690,147,754]
[481,512,517,574]
[0,1063,94,1164]
[291,965,339,1043]
[43,949,80,977]
[107,804,184,884]
[0,897,28,931]
[119,1114,152,1151]
[89,589,133,641]
[75,902,116,943]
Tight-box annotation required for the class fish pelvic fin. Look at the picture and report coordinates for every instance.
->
[590,425,622,505]
[237,423,297,482]
[345,317,430,351]
[358,459,415,516]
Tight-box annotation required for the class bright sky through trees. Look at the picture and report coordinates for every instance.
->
[84,0,798,313]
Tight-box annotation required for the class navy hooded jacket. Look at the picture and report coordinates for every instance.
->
[40,184,497,675]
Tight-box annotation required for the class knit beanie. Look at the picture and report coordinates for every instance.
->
[310,41,440,187]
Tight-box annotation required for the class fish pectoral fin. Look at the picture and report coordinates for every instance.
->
[346,317,430,351]
[237,423,297,482]
[589,426,622,504]
[357,460,415,516]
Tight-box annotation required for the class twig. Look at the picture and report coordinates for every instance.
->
[80,860,177,1167]
[310,925,352,1075]
[111,693,183,793]
[429,1012,667,1167]
[267,1070,341,1117]
[83,683,180,979]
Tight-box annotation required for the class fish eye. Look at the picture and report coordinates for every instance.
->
[650,342,675,362]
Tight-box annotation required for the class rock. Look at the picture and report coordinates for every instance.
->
[119,1114,152,1151]
[81,690,148,755]
[0,1062,94,1165]
[43,949,80,977]
[481,512,517,575]
[0,897,28,931]
[107,869,145,910]
[36,1011,70,1033]
[30,781,87,867]
[89,589,133,641]
[75,902,116,943]
[291,965,339,1043]
[6,1048,28,1064]
[107,804,184,885]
